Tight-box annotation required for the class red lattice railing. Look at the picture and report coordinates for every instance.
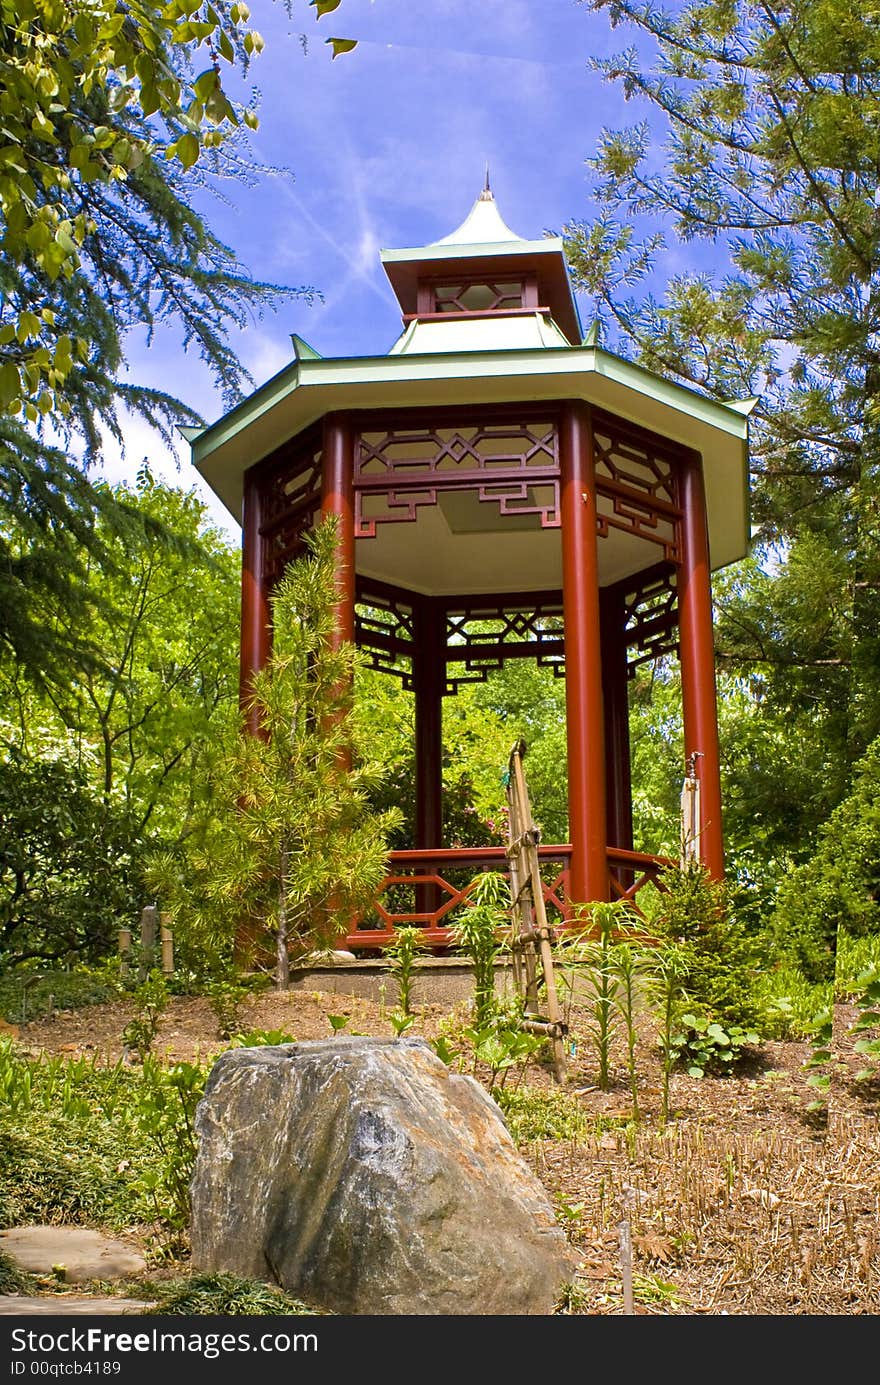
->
[344,844,671,952]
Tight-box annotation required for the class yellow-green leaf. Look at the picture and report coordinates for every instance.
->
[175,133,199,169]
[326,37,358,59]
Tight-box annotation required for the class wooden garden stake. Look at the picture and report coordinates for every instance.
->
[160,914,174,977]
[138,905,158,980]
[505,740,567,1083]
[619,1186,635,1315]
[118,927,132,979]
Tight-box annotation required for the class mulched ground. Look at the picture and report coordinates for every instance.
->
[13,987,880,1316]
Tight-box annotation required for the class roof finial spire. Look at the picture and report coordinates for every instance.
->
[480,164,492,201]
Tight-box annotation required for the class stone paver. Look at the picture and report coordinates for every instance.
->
[0,1296,151,1315]
[0,1227,146,1283]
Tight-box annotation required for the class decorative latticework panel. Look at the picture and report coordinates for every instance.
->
[592,412,682,562]
[432,279,525,313]
[353,411,560,537]
[620,564,679,673]
[259,424,323,588]
[355,579,415,689]
[444,592,565,693]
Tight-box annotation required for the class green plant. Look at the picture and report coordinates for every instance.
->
[452,871,509,1027]
[230,1029,296,1048]
[493,1084,589,1144]
[836,932,880,996]
[142,1272,324,1316]
[431,1035,460,1066]
[121,971,169,1061]
[848,965,880,1083]
[382,925,427,1016]
[652,860,762,1030]
[132,1058,206,1230]
[0,967,121,1026]
[326,1013,363,1036]
[803,1007,833,1115]
[668,1012,760,1077]
[755,963,832,1040]
[203,975,255,1040]
[609,920,656,1121]
[557,900,629,1091]
[654,943,689,1127]
[0,757,142,969]
[388,1008,415,1037]
[466,1010,545,1090]
[0,1249,38,1296]
[145,519,403,988]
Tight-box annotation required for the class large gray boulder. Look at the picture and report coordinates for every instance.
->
[190,1035,577,1315]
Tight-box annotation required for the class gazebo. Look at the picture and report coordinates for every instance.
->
[186,187,753,950]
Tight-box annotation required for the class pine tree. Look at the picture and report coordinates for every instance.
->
[148,519,402,985]
[0,3,314,683]
[567,0,880,857]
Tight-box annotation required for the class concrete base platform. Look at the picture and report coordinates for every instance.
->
[289,957,517,1007]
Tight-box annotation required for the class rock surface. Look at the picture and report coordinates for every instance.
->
[191,1036,577,1315]
[0,1227,146,1283]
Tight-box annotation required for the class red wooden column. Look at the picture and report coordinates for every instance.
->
[678,449,725,879]
[239,463,271,736]
[560,401,608,904]
[321,412,356,652]
[599,586,634,854]
[412,595,444,852]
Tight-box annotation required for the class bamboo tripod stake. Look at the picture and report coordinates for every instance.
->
[505,740,567,1083]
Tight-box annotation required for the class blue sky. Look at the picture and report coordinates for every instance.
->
[101,0,666,540]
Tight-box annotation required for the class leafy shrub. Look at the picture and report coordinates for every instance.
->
[0,756,141,969]
[122,971,169,1060]
[143,1271,325,1316]
[668,1013,760,1077]
[652,860,763,1030]
[771,735,880,982]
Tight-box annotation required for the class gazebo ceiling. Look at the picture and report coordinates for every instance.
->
[188,344,753,576]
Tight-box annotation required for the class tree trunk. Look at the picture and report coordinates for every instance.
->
[276,841,290,990]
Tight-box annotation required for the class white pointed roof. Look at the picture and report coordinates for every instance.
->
[432,188,523,245]
[380,186,584,345]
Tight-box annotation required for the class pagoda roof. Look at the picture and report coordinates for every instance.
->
[187,335,755,575]
[380,189,583,346]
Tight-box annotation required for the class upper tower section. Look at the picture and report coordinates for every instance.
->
[380,183,583,354]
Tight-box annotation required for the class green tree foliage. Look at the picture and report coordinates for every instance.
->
[1,1,311,681]
[651,859,762,1028]
[0,755,139,968]
[148,519,402,984]
[2,469,240,844]
[567,0,880,875]
[771,736,880,982]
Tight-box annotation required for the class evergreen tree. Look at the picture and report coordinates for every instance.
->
[0,2,313,682]
[148,519,402,985]
[567,0,880,863]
